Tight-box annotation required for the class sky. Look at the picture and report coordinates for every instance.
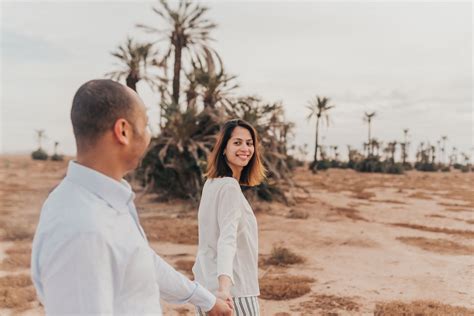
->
[1,0,472,161]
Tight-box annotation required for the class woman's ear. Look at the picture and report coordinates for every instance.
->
[113,118,130,145]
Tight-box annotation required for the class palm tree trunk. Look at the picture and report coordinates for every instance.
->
[368,120,372,156]
[314,115,321,163]
[126,75,138,92]
[172,44,182,104]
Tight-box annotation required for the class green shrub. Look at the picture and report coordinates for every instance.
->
[51,154,64,161]
[31,149,48,160]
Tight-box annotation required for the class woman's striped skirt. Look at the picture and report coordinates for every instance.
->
[196,296,260,316]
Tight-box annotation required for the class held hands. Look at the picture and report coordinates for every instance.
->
[216,289,234,310]
[207,297,233,316]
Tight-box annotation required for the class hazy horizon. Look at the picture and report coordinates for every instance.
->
[1,1,472,161]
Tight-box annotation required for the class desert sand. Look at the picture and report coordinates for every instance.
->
[0,155,473,315]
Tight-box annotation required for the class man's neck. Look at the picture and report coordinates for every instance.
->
[76,153,124,182]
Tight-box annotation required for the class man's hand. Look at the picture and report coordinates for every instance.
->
[207,298,233,316]
[216,289,234,310]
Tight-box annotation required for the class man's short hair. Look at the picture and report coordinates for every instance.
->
[71,79,135,146]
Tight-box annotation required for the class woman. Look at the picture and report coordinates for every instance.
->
[193,119,266,316]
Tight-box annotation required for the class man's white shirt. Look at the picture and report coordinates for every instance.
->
[31,161,216,315]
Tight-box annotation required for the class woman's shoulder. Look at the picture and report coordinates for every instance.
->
[206,177,241,191]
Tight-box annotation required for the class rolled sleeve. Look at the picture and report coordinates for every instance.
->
[216,183,243,284]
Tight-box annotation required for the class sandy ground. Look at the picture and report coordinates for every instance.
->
[0,155,473,315]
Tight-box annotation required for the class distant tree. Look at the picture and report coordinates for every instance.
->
[363,111,376,156]
[306,96,335,172]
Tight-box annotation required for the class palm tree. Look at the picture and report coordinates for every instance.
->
[306,96,335,171]
[441,135,448,164]
[137,0,217,104]
[35,129,46,150]
[387,141,397,163]
[106,37,165,92]
[186,49,238,109]
[363,111,376,156]
[401,128,409,165]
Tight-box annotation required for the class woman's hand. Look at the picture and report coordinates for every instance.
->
[216,289,234,310]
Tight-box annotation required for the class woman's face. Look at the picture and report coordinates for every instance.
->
[224,126,255,172]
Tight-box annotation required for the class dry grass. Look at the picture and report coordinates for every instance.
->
[286,209,309,219]
[0,224,35,242]
[408,192,433,200]
[397,237,474,255]
[174,259,194,278]
[351,190,375,200]
[332,207,368,222]
[0,243,31,270]
[0,274,37,310]
[259,275,314,300]
[445,207,473,213]
[391,223,474,238]
[262,246,305,266]
[295,293,360,314]
[374,300,474,316]
[141,216,198,244]
[369,199,406,204]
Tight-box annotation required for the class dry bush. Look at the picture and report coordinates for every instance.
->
[175,259,195,278]
[397,237,474,255]
[141,216,198,244]
[286,209,309,219]
[259,275,314,300]
[391,223,474,238]
[374,300,474,316]
[263,246,305,266]
[0,274,36,310]
[296,293,360,314]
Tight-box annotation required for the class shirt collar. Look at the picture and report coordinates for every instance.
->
[65,161,135,213]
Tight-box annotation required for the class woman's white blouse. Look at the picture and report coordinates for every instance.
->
[193,177,260,297]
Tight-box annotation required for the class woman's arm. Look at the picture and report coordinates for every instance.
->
[216,182,242,305]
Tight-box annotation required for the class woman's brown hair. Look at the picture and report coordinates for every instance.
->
[206,119,266,186]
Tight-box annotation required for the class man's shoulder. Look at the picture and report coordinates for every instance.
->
[39,179,117,233]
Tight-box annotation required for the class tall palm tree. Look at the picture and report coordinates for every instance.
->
[35,129,46,150]
[106,37,165,92]
[306,96,335,171]
[441,135,448,164]
[363,111,376,156]
[137,0,217,104]
[401,128,409,164]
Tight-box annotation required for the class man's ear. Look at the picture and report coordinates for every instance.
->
[113,119,130,145]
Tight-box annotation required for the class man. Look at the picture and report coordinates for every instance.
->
[31,79,233,315]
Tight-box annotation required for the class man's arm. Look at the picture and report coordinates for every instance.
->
[151,250,232,315]
[40,233,115,315]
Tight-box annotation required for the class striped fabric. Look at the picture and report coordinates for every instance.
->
[196,296,260,316]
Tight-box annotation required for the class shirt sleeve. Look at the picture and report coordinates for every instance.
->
[151,251,216,312]
[40,233,115,315]
[216,183,243,284]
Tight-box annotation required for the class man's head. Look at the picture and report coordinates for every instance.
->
[71,79,151,172]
